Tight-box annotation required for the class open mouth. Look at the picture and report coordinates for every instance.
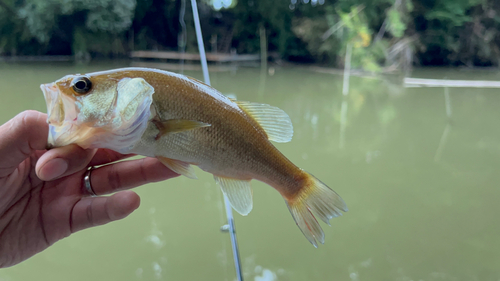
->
[41,82,65,126]
[40,77,155,152]
[40,82,82,148]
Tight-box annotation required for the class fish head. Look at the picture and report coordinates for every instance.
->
[41,72,155,153]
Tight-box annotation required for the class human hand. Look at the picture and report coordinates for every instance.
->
[0,110,178,268]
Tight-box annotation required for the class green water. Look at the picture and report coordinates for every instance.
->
[1,62,500,280]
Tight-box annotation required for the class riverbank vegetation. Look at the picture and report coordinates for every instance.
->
[0,0,499,70]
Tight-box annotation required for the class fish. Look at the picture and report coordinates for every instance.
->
[40,67,347,247]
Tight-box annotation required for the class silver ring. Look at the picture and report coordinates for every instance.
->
[84,166,97,197]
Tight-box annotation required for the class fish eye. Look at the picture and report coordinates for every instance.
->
[72,76,92,94]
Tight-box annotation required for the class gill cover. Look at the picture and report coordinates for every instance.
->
[42,77,155,153]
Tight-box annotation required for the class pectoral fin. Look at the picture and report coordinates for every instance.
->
[157,156,197,179]
[214,175,253,216]
[153,119,211,140]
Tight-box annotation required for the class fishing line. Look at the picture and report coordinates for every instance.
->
[190,1,244,280]
[179,0,187,73]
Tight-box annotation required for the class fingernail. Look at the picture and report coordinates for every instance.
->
[41,158,68,180]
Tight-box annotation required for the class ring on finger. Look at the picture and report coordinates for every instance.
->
[83,166,97,197]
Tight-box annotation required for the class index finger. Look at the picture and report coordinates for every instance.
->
[36,146,135,181]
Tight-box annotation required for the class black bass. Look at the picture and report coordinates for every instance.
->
[41,67,347,247]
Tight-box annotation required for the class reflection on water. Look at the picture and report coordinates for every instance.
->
[145,208,166,249]
[348,257,372,281]
[435,87,453,162]
[243,255,285,281]
[1,63,500,280]
[434,124,452,162]
[339,98,348,149]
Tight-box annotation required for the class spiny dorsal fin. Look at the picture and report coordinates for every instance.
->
[152,119,211,140]
[234,101,293,143]
[188,76,212,88]
[214,175,253,216]
[157,156,198,179]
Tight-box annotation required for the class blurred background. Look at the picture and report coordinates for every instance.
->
[1,0,500,69]
[2,0,500,281]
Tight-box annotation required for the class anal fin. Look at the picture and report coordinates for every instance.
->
[214,175,253,216]
[153,119,211,140]
[157,156,198,179]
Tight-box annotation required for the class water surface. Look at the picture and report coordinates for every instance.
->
[1,62,500,280]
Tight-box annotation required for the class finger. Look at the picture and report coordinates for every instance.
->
[85,157,179,196]
[36,144,97,181]
[0,111,48,177]
[37,145,136,181]
[89,149,135,166]
[71,190,140,233]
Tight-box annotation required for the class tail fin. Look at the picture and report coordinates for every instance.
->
[285,173,347,247]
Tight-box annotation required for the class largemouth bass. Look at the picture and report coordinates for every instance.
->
[40,67,347,247]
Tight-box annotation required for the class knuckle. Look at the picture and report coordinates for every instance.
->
[86,200,95,227]
[104,199,113,221]
[20,110,44,128]
[140,158,149,183]
[11,110,40,133]
[107,165,122,191]
[4,110,47,155]
[63,145,94,168]
[9,110,47,142]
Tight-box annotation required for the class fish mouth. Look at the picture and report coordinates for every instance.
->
[41,83,64,126]
[41,82,62,148]
[40,77,154,152]
[40,82,81,148]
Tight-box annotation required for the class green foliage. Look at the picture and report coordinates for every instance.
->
[17,0,135,42]
[1,0,500,68]
[292,4,387,71]
[387,8,405,38]
[410,0,500,66]
[0,0,135,56]
[72,26,127,58]
[292,17,339,64]
[424,0,480,26]
[17,1,56,43]
[337,7,382,71]
[229,0,302,59]
[0,1,18,54]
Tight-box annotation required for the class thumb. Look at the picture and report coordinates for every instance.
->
[35,145,97,181]
[0,111,48,178]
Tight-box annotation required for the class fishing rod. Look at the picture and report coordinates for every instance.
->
[190,1,244,280]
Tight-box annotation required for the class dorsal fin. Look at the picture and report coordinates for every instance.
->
[188,76,212,88]
[235,101,293,143]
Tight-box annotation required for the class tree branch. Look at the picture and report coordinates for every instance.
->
[322,5,366,41]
